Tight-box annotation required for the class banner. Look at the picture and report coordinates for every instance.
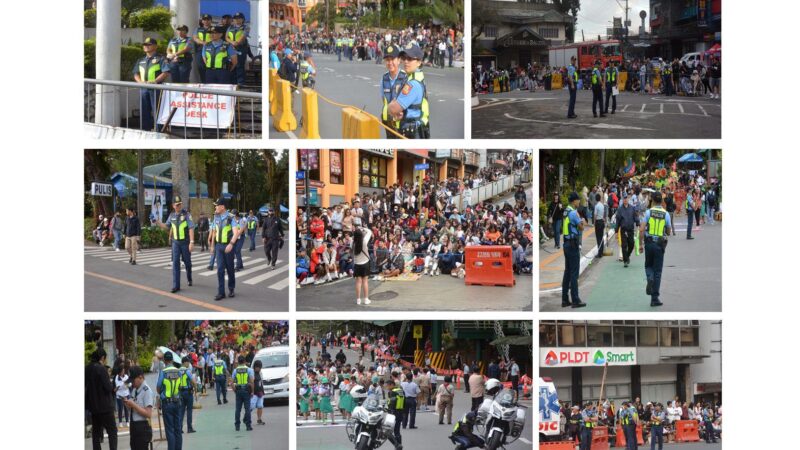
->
[540,347,637,367]
[145,188,166,223]
[157,84,237,129]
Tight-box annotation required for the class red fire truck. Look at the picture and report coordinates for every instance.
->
[548,39,624,70]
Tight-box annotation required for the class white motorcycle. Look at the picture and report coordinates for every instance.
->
[475,379,527,450]
[345,388,402,450]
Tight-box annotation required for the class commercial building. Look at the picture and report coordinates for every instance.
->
[649,0,721,59]
[539,320,722,406]
[270,0,316,35]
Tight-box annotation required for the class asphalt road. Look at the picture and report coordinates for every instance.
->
[472,89,721,139]
[85,372,288,450]
[84,238,289,312]
[540,214,721,312]
[270,52,465,139]
[296,346,533,450]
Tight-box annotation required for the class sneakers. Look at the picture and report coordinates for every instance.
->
[115,248,120,252]
[363,297,372,305]
[357,298,362,305]
[314,278,326,285]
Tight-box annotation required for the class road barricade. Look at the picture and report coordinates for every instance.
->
[341,107,380,138]
[618,71,627,91]
[614,425,644,447]
[551,73,563,90]
[300,88,320,139]
[268,69,278,114]
[493,78,500,93]
[272,79,297,132]
[464,245,515,287]
[539,441,574,450]
[674,420,701,442]
[592,426,610,450]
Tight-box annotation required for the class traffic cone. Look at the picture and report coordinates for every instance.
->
[456,375,461,390]
[522,383,529,398]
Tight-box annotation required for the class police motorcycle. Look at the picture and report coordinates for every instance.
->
[474,379,527,450]
[345,386,402,450]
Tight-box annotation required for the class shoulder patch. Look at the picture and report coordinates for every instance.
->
[401,84,412,95]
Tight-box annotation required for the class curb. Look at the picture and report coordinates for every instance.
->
[539,225,616,295]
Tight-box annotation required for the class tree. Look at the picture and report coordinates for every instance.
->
[472,0,501,46]
[306,2,334,32]
[552,0,581,42]
[85,149,113,219]
[171,149,189,208]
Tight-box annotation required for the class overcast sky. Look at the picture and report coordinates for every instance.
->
[575,0,651,39]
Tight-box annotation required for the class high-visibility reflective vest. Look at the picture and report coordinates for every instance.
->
[299,61,311,80]
[348,38,354,47]
[248,218,257,230]
[137,55,163,82]
[562,205,576,237]
[336,38,342,48]
[569,64,578,82]
[381,70,408,124]
[591,68,601,85]
[169,211,189,242]
[214,360,225,376]
[403,71,429,126]
[168,37,190,59]
[606,68,617,83]
[583,411,595,428]
[391,387,405,410]
[205,43,230,69]
[161,366,184,399]
[227,26,244,45]
[196,28,212,45]
[217,214,234,244]
[647,207,668,237]
[234,365,249,386]
[180,369,192,390]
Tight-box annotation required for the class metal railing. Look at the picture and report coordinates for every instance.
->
[84,79,262,139]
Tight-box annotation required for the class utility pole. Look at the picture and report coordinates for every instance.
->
[599,149,606,185]
[137,150,145,222]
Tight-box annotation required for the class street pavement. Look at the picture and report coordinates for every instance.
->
[84,238,289,312]
[472,89,721,139]
[297,346,533,450]
[85,372,288,450]
[540,213,721,312]
[270,52,465,139]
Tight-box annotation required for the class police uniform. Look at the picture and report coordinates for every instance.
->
[381,45,408,138]
[649,410,665,450]
[233,363,254,431]
[133,38,169,131]
[193,17,213,83]
[561,198,585,307]
[395,43,430,139]
[207,212,218,270]
[662,64,673,96]
[604,63,618,114]
[591,62,605,117]
[234,212,247,270]
[130,380,154,450]
[336,37,343,61]
[620,405,639,450]
[386,385,405,444]
[580,407,597,450]
[642,203,671,306]
[157,360,185,450]
[246,213,259,251]
[567,62,578,118]
[227,13,248,86]
[212,199,239,300]
[348,37,355,61]
[166,197,194,293]
[179,363,196,433]
[213,358,229,403]
[298,55,315,88]
[203,27,236,84]
[167,32,193,83]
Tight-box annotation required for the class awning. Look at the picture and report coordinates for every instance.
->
[678,152,704,163]
[490,335,532,346]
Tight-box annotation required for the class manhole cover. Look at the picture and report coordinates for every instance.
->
[371,291,399,301]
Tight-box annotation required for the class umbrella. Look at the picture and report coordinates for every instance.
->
[678,153,704,163]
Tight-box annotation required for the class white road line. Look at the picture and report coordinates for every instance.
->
[678,103,684,113]
[355,75,371,81]
[84,248,112,254]
[155,256,253,269]
[503,113,654,131]
[640,104,646,113]
[198,258,265,276]
[622,104,629,112]
[659,103,664,113]
[519,438,533,444]
[285,129,298,139]
[244,265,288,285]
[697,104,708,116]
[268,277,290,290]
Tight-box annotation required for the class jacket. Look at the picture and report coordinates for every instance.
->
[85,362,115,414]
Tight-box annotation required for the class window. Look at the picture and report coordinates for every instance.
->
[613,325,636,346]
[484,26,497,38]
[680,326,699,347]
[587,325,612,346]
[558,323,586,347]
[299,149,320,181]
[360,155,387,188]
[538,27,559,38]
[540,323,557,347]
[329,150,344,185]
[660,326,679,347]
[638,326,658,346]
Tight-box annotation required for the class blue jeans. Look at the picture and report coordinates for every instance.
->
[113,230,122,250]
[234,238,245,269]
[215,376,227,403]
[562,239,581,304]
[553,220,563,247]
[140,88,158,131]
[687,209,694,238]
[644,240,665,300]
[650,426,663,450]
[337,47,341,61]
[248,229,257,251]
[234,389,252,428]
[162,400,182,450]
[171,241,192,290]
[624,424,637,450]
[215,244,235,296]
[568,87,576,116]
[116,397,129,423]
[179,390,193,431]
[402,397,417,428]
[580,427,592,450]
[704,421,717,442]
[640,74,647,93]
[234,47,246,86]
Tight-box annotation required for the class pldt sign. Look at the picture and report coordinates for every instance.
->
[540,348,637,367]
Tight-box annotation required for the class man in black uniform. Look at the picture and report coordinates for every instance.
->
[86,348,118,450]
[125,366,154,450]
[615,192,639,268]
[386,379,404,448]
[262,208,284,269]
[451,411,484,449]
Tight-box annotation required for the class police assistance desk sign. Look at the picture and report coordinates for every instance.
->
[157,84,236,129]
[541,347,637,367]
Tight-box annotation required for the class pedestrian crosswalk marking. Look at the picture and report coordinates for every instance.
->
[244,264,288,285]
[267,277,290,290]
[640,104,646,113]
[678,103,684,113]
[659,103,664,113]
[165,256,256,271]
[698,104,708,116]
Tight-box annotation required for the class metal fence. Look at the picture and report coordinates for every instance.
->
[84,79,262,139]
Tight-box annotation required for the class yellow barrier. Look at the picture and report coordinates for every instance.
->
[300,88,320,139]
[493,78,500,93]
[272,79,297,132]
[618,71,628,92]
[341,106,380,138]
[551,73,563,90]
[653,69,662,90]
[268,69,278,116]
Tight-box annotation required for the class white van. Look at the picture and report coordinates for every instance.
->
[252,344,290,402]
[680,52,703,69]
[539,377,562,441]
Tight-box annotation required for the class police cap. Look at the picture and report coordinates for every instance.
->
[164,351,174,362]
[181,356,191,364]
[176,25,189,32]
[172,195,183,204]
[201,14,212,21]
[222,14,231,19]
[143,37,157,46]
[384,44,400,59]
[213,197,229,207]
[212,25,226,34]
[231,209,239,216]
[233,12,245,19]
[568,192,580,203]
[399,43,423,60]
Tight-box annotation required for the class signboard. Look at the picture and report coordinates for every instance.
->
[697,0,708,27]
[299,149,319,170]
[295,180,325,189]
[157,84,237,129]
[540,347,637,367]
[296,170,306,181]
[145,188,167,223]
[414,163,430,171]
[435,149,451,158]
[91,182,113,197]
[307,188,318,206]
[361,149,395,157]
[413,325,423,339]
[330,151,342,176]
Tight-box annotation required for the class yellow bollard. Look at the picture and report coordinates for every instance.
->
[300,87,321,139]
[493,78,500,93]
[653,68,661,91]
[618,71,628,92]
[551,73,563,90]
[269,69,278,116]
[341,107,380,139]
[273,79,297,132]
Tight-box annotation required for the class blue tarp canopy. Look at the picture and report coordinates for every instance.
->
[154,0,251,20]
[678,153,704,163]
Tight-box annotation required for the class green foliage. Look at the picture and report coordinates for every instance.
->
[149,321,173,348]
[85,8,97,28]
[431,0,462,26]
[130,335,155,368]
[128,6,173,32]
[85,39,96,78]
[85,217,97,241]
[140,226,169,248]
[84,40,164,81]
[539,198,549,228]
[85,341,98,365]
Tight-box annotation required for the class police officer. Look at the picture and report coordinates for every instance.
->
[246,210,258,252]
[562,192,586,308]
[133,38,170,131]
[212,198,239,301]
[566,405,582,440]
[604,60,619,114]
[336,34,343,62]
[233,210,247,271]
[348,35,355,61]
[156,196,194,293]
[179,356,197,433]
[262,208,284,269]
[380,44,407,138]
[192,14,213,83]
[157,352,184,450]
[639,191,672,307]
[226,12,248,87]
[451,411,484,449]
[125,366,154,450]
[298,52,316,88]
[202,26,237,84]
[662,62,673,96]
[620,401,639,450]
[213,352,229,404]
[649,403,666,450]
[167,25,193,83]
[567,55,578,119]
[231,355,254,431]
[388,43,430,139]
[580,402,598,450]
[385,378,404,446]
[591,59,606,118]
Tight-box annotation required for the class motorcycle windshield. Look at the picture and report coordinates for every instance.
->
[363,397,381,412]
[496,389,517,407]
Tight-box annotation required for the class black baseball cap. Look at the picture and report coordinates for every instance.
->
[568,192,580,202]
[233,12,245,19]
[399,43,423,60]
[212,26,225,34]
[201,14,212,20]
[384,44,400,59]
[164,352,174,362]
[213,197,229,207]
[176,25,189,32]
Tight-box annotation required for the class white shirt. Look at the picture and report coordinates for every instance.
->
[115,374,130,399]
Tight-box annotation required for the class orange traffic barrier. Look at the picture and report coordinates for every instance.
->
[268,69,278,115]
[592,426,610,450]
[464,245,515,287]
[341,107,380,138]
[674,420,701,442]
[614,425,644,447]
[539,441,574,450]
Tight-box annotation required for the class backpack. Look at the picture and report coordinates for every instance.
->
[278,60,290,80]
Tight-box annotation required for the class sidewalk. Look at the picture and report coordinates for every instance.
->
[539,224,615,294]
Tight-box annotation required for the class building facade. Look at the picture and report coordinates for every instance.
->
[539,320,722,406]
[649,0,721,59]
